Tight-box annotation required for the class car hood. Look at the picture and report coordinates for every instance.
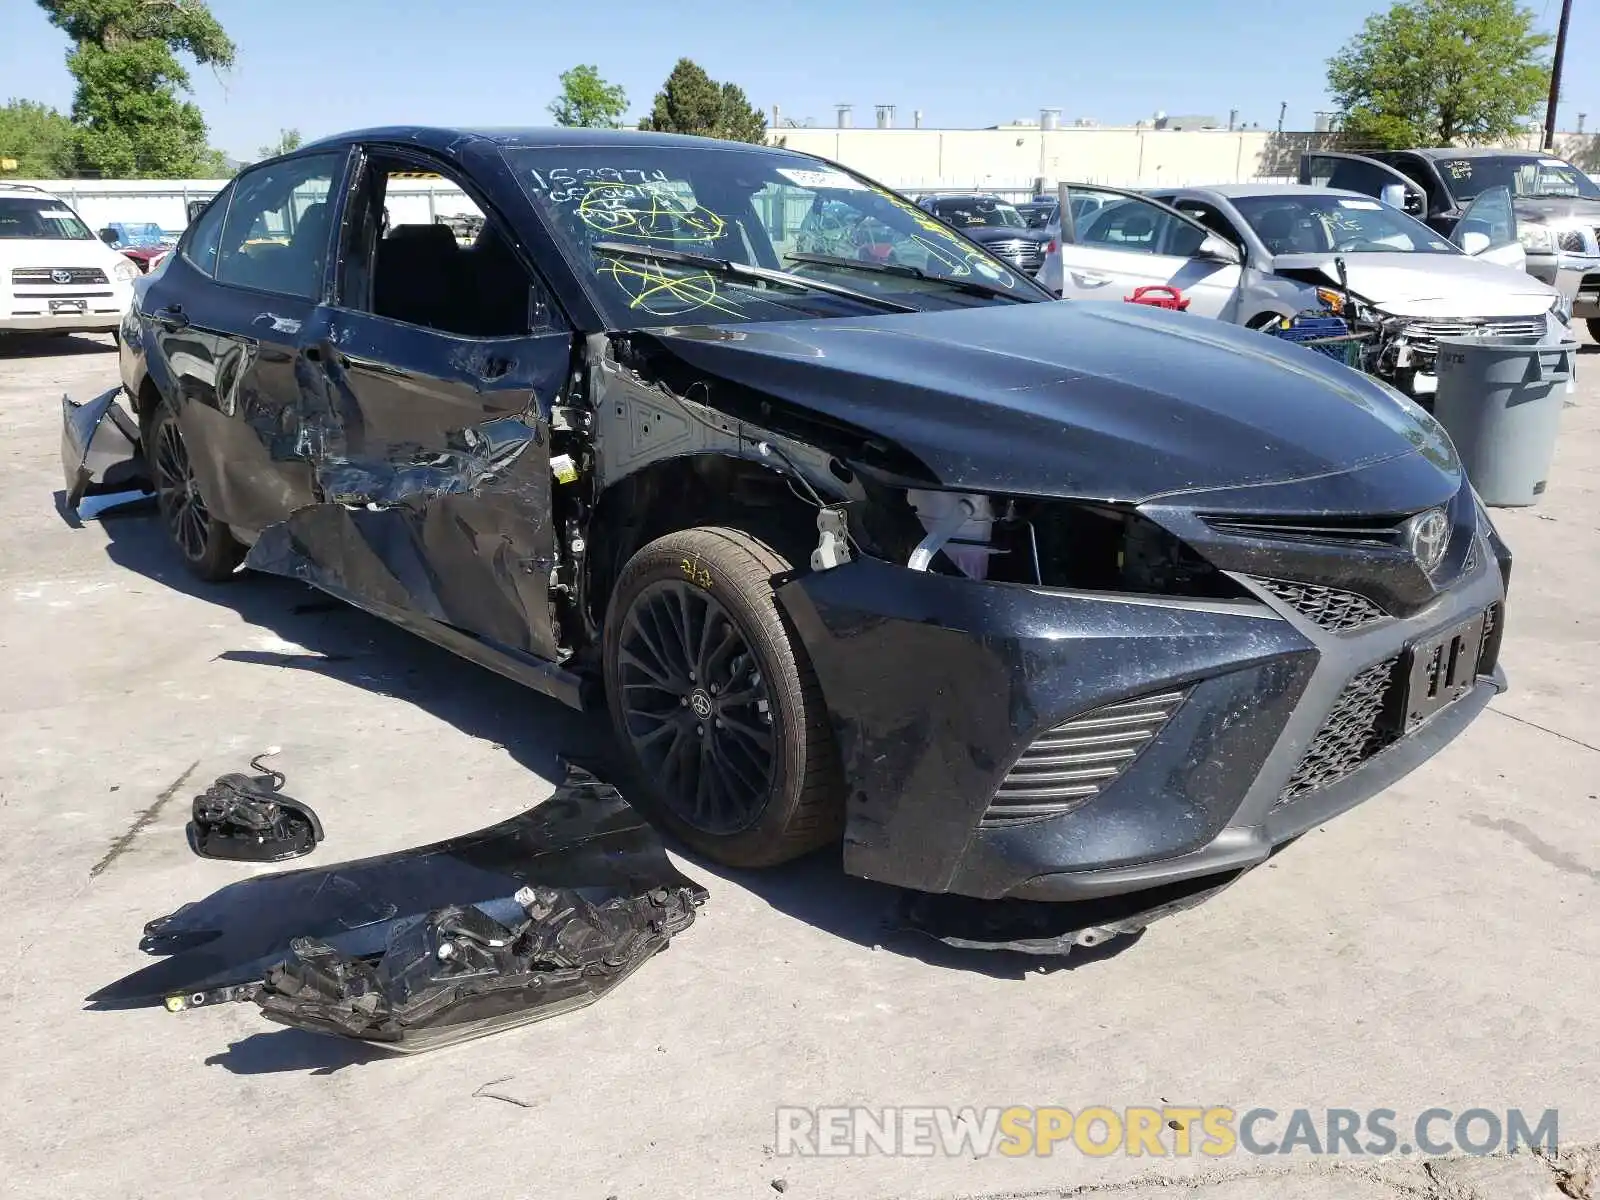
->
[1513,195,1600,224]
[644,300,1458,505]
[959,225,1051,245]
[0,237,127,272]
[1272,251,1556,317]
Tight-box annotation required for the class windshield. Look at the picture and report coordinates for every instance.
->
[1232,194,1459,255]
[928,198,1025,228]
[0,197,93,241]
[507,146,1042,328]
[1437,155,1600,201]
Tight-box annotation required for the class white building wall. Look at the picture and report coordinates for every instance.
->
[9,129,1598,229]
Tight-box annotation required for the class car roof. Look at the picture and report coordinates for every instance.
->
[1411,147,1551,160]
[0,182,51,195]
[299,125,812,159]
[1166,183,1377,200]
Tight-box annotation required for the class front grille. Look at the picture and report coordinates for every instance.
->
[1278,658,1400,805]
[10,266,108,285]
[986,238,1045,271]
[1253,577,1390,632]
[982,689,1186,827]
[1403,319,1545,364]
[1559,229,1589,254]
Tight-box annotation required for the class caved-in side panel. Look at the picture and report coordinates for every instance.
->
[248,309,575,662]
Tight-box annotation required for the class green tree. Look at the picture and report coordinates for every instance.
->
[638,58,768,144]
[549,65,627,129]
[35,0,236,178]
[0,99,78,176]
[1327,0,1551,148]
[258,128,302,159]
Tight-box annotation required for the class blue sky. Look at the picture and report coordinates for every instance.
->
[4,0,1596,159]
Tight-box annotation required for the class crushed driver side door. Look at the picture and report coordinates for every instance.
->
[245,146,580,699]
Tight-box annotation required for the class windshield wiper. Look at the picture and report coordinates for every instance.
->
[590,242,918,314]
[783,252,1031,301]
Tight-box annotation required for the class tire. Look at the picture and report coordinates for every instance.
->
[603,526,844,868]
[147,399,244,582]
[1586,317,1600,345]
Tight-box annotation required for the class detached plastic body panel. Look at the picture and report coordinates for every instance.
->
[91,764,708,1051]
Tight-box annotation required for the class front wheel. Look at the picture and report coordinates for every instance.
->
[602,527,844,868]
[1586,317,1600,345]
[148,400,244,582]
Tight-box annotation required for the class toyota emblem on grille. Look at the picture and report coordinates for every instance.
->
[51,269,73,284]
[1406,507,1450,573]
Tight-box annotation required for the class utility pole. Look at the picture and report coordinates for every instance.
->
[1543,0,1575,149]
[1277,101,1287,134]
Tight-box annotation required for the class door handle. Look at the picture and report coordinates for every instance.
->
[1071,271,1111,287]
[154,304,189,329]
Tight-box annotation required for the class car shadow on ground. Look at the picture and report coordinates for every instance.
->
[1,332,117,358]
[77,502,1143,1072]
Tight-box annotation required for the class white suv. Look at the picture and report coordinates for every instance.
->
[1,183,139,337]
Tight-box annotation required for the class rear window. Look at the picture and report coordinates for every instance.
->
[0,196,93,240]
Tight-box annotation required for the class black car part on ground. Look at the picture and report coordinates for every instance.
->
[896,867,1252,955]
[188,754,324,863]
[257,881,699,1050]
[90,762,708,1050]
[61,386,153,520]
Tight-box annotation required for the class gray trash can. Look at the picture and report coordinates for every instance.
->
[1432,335,1579,507]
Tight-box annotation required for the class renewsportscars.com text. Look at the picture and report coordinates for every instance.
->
[773,1105,1558,1159]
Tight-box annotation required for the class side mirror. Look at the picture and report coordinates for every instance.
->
[98,228,120,246]
[1459,229,1492,256]
[1196,233,1241,265]
[1379,183,1408,210]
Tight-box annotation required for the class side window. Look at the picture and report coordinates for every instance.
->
[216,153,340,299]
[1453,185,1517,253]
[1171,200,1243,244]
[1073,191,1192,257]
[1390,154,1444,211]
[338,154,556,338]
[180,191,229,276]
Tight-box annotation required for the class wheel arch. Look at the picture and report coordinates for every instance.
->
[581,451,824,643]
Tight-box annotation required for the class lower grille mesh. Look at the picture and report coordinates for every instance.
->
[982,689,1186,827]
[1278,657,1400,805]
[1253,577,1389,632]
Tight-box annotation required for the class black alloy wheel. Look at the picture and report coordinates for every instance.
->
[148,401,243,582]
[616,578,776,836]
[602,527,844,868]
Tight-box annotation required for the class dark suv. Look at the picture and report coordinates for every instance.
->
[64,127,1508,919]
[915,192,1052,274]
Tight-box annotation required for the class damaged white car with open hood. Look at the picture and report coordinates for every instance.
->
[1041,182,1572,400]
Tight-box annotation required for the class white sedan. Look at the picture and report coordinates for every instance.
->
[1039,183,1572,396]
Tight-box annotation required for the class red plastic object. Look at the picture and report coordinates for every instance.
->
[1125,285,1190,311]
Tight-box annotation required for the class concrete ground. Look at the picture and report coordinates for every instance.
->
[1,328,1597,1200]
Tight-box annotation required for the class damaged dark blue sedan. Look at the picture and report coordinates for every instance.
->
[63,127,1510,933]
